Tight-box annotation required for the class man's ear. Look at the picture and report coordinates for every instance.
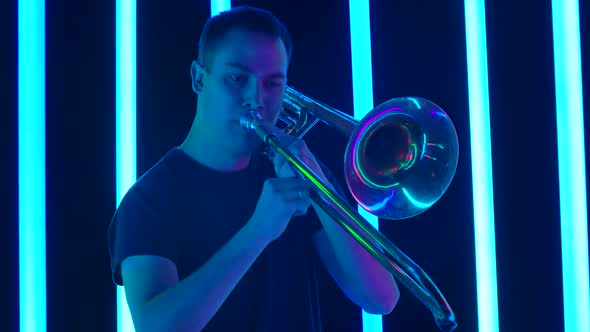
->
[191,60,205,93]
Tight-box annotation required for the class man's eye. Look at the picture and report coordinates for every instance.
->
[265,80,284,89]
[230,73,246,82]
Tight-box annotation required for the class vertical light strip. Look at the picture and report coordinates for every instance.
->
[551,1,590,332]
[349,1,383,331]
[116,0,136,330]
[114,2,232,330]
[18,0,46,331]
[211,0,231,16]
[464,1,499,332]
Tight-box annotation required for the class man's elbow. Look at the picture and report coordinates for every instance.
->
[362,282,400,315]
[363,294,399,315]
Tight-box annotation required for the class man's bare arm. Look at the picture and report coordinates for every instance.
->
[121,177,312,332]
[122,222,268,332]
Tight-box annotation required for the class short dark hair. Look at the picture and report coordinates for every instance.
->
[197,6,293,68]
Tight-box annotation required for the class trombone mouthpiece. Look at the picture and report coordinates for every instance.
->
[240,111,262,131]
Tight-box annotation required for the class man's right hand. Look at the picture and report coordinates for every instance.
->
[248,177,312,243]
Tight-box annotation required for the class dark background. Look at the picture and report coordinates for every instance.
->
[2,0,589,331]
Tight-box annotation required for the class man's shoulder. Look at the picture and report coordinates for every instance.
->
[119,149,188,206]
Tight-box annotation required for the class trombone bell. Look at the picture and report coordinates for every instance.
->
[344,97,459,220]
[281,87,459,220]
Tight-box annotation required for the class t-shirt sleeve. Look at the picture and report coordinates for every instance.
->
[108,185,182,286]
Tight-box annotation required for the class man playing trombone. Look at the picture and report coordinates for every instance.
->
[108,6,398,331]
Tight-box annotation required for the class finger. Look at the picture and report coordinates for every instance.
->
[293,208,309,217]
[266,178,312,201]
[272,136,297,166]
[283,187,312,202]
[273,152,286,172]
[272,137,306,173]
[292,199,311,216]
[276,134,298,148]
[268,176,310,187]
[270,178,313,193]
[273,155,300,178]
[275,160,299,178]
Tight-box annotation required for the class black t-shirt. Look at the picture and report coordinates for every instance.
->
[108,147,324,331]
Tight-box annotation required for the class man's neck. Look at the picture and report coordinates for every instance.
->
[179,132,252,172]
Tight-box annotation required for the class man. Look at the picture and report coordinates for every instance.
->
[108,6,398,332]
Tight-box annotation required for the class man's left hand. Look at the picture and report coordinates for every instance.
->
[273,136,328,184]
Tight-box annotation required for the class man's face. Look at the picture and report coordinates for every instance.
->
[194,29,289,153]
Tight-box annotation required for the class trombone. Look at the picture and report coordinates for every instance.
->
[240,86,459,332]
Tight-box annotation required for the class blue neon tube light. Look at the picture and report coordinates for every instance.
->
[18,0,46,331]
[464,1,499,331]
[551,1,590,331]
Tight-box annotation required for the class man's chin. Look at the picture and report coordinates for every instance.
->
[227,122,264,153]
[230,134,261,155]
[245,138,264,155]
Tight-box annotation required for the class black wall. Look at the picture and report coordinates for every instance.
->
[3,0,589,331]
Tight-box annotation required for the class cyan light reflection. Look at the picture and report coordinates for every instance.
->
[408,97,422,110]
[420,134,427,159]
[401,187,433,210]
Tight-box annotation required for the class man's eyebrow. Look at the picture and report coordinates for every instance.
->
[224,62,286,79]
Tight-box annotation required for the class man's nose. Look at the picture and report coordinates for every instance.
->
[242,80,264,111]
